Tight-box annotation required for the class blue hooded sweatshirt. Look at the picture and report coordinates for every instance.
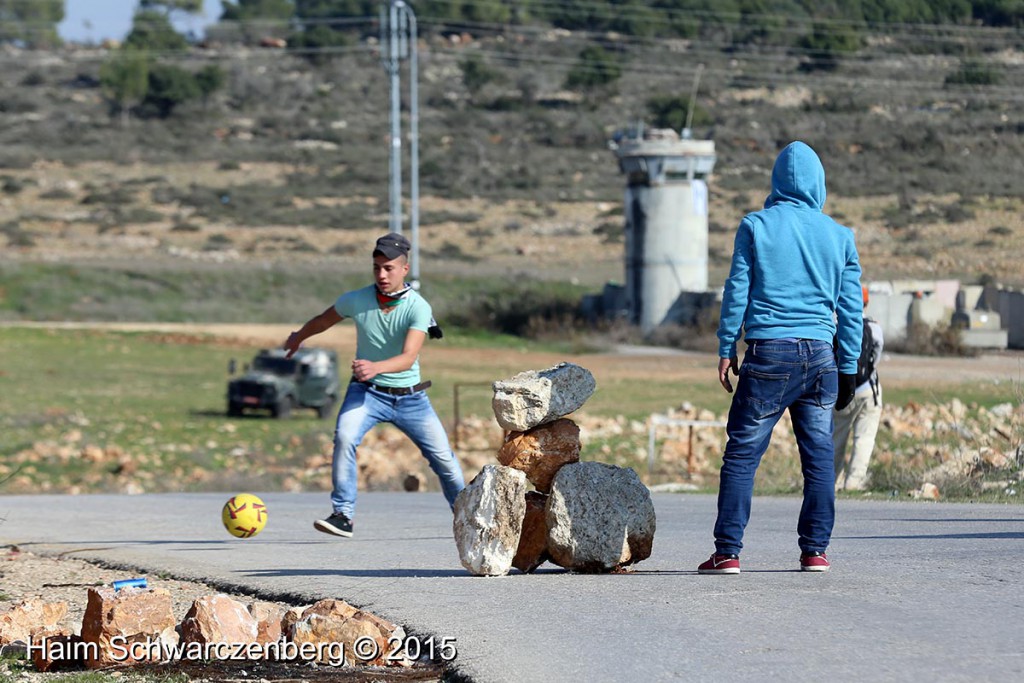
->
[717,141,863,374]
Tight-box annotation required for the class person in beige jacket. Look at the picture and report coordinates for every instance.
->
[834,286,883,491]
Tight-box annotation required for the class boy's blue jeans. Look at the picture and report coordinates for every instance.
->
[331,382,465,518]
[714,340,838,556]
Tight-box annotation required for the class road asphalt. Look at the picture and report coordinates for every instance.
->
[2,492,1022,682]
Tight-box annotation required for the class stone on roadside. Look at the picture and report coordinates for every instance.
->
[180,595,259,646]
[498,419,581,492]
[248,601,287,646]
[30,632,80,673]
[492,363,596,432]
[453,464,528,576]
[289,599,406,666]
[911,482,941,500]
[280,605,308,640]
[0,598,68,645]
[80,587,179,668]
[512,491,551,573]
[546,462,656,573]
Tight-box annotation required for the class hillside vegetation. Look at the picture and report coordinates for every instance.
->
[0,0,1022,330]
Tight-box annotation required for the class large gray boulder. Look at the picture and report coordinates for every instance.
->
[546,462,656,573]
[453,465,528,576]
[492,363,597,432]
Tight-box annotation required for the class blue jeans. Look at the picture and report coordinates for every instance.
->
[331,382,465,518]
[714,340,838,556]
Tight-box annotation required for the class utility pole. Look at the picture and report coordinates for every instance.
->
[379,0,421,289]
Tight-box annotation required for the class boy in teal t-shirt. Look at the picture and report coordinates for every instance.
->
[284,233,465,538]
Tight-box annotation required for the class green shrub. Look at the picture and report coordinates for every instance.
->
[798,22,862,72]
[440,282,584,337]
[646,93,713,131]
[565,46,623,90]
[203,233,235,251]
[141,64,202,118]
[889,322,979,357]
[287,24,349,65]
[461,55,501,95]
[945,59,1001,86]
[39,188,75,200]
[1,177,25,195]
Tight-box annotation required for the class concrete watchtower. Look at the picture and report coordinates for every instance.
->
[610,127,716,332]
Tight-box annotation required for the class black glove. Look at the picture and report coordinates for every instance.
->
[836,373,857,411]
[427,318,444,340]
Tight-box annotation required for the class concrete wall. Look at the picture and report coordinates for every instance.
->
[995,289,1024,349]
[866,292,914,341]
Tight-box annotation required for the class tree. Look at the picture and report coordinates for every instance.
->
[221,0,295,22]
[125,9,188,51]
[100,48,151,127]
[972,0,1024,26]
[0,0,64,48]
[140,0,203,16]
[290,0,371,62]
[142,63,201,118]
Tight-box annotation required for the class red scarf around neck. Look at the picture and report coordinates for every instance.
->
[376,283,411,308]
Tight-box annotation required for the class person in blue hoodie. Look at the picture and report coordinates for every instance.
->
[698,141,862,575]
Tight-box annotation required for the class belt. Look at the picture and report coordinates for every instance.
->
[353,379,431,396]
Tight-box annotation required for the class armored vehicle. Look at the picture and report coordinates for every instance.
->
[227,348,340,419]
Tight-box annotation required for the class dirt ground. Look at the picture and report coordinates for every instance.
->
[0,546,444,682]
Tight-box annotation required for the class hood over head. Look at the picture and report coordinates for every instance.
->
[764,141,826,210]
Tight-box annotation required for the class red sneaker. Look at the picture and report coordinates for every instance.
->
[697,553,740,574]
[800,551,830,572]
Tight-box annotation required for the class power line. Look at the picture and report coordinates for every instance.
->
[415,17,1024,71]
[419,0,1023,38]
[425,45,1024,101]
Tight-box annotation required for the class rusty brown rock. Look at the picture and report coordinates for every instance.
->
[280,605,308,642]
[30,631,80,672]
[247,601,287,646]
[0,598,68,645]
[80,587,178,668]
[512,491,550,573]
[498,419,581,492]
[289,599,406,667]
[180,595,258,646]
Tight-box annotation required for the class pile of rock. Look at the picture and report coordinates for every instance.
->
[0,588,406,672]
[453,362,656,575]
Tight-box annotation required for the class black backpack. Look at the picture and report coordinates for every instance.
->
[856,318,880,405]
[835,317,880,405]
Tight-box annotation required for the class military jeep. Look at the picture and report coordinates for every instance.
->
[227,348,341,419]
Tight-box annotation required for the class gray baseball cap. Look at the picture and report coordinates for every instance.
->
[373,232,410,260]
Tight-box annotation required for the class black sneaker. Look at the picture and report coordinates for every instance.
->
[314,512,353,538]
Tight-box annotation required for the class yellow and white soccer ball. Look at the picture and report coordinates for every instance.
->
[222,493,267,538]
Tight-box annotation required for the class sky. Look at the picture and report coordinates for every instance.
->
[59,0,225,43]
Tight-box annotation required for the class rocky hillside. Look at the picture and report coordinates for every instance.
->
[0,24,1022,297]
